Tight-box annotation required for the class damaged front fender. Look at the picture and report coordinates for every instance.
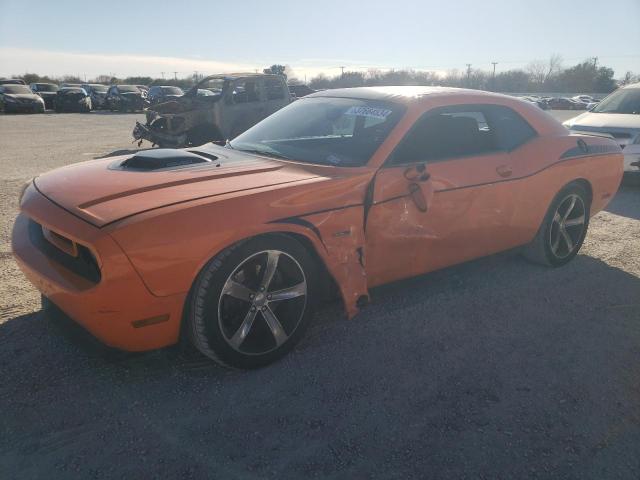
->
[270,205,369,318]
[133,121,187,148]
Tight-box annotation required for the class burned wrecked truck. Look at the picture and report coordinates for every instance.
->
[133,73,292,147]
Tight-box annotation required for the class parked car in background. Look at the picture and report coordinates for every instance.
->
[0,78,27,85]
[564,82,640,176]
[54,87,92,112]
[135,85,149,94]
[288,84,316,98]
[133,73,292,147]
[0,84,45,113]
[105,85,148,112]
[81,84,109,110]
[29,83,59,109]
[148,85,184,105]
[548,97,585,110]
[15,87,623,368]
[60,83,83,89]
[518,96,549,110]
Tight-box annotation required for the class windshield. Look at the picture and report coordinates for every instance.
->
[3,85,32,94]
[197,78,226,95]
[161,86,183,95]
[36,84,58,92]
[230,97,405,167]
[60,88,85,95]
[593,88,640,114]
[118,85,140,93]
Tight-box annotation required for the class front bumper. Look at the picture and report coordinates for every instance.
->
[623,145,640,173]
[5,102,44,113]
[12,184,185,351]
[133,121,187,147]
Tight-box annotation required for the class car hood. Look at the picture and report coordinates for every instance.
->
[5,93,41,101]
[33,146,330,228]
[566,112,640,129]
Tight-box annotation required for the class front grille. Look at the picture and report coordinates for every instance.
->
[28,220,101,284]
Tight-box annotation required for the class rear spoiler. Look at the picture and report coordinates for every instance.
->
[568,130,614,140]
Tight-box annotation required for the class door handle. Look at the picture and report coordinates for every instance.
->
[404,164,431,182]
[496,165,513,178]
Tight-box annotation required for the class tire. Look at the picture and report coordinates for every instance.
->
[187,234,318,369]
[523,183,590,267]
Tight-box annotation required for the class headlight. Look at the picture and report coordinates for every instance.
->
[18,179,33,205]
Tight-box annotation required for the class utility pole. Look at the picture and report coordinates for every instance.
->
[465,64,472,85]
[161,71,165,79]
[592,56,598,68]
[193,70,199,81]
[491,62,498,91]
[173,71,178,81]
[339,66,345,78]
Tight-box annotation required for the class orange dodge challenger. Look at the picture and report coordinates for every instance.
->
[13,87,623,368]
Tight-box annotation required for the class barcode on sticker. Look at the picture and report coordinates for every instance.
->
[344,106,392,120]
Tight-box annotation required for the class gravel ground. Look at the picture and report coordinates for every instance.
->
[0,111,639,479]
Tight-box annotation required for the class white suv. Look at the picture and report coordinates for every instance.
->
[564,82,640,175]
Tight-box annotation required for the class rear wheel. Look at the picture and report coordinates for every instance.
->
[523,183,590,266]
[187,235,317,369]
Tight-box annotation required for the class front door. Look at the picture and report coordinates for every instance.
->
[365,104,523,287]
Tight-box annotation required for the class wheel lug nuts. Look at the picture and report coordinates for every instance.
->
[261,306,266,311]
[251,306,256,311]
[259,286,265,292]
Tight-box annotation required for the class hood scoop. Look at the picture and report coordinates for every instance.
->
[118,149,216,171]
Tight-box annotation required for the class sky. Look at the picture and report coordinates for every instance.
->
[0,0,639,81]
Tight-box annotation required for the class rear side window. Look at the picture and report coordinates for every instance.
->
[232,79,260,103]
[265,79,285,100]
[389,104,537,165]
[484,105,537,151]
[391,107,498,164]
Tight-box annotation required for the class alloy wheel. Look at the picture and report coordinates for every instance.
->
[217,250,307,355]
[548,193,586,259]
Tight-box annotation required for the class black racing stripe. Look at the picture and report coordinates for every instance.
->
[372,193,410,205]
[293,203,363,218]
[560,143,622,159]
[434,150,620,194]
[267,217,324,246]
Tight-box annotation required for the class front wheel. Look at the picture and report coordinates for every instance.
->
[523,183,590,266]
[187,234,317,369]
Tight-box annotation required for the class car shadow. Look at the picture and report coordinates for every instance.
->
[1,253,640,478]
[605,184,640,220]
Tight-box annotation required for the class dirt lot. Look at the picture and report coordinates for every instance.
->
[1,111,639,479]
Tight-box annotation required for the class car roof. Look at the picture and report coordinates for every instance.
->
[622,82,640,89]
[201,73,283,81]
[307,86,515,104]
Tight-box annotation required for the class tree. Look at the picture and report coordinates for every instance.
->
[263,64,287,78]
[619,71,638,86]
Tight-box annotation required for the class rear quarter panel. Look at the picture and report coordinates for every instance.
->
[509,133,623,245]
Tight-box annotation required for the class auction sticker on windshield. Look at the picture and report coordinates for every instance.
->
[344,106,392,119]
